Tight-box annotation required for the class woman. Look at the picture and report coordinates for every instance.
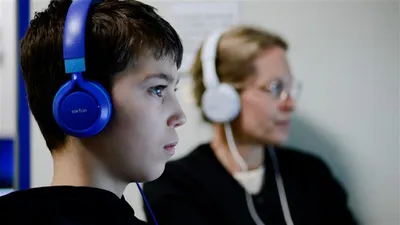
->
[143,26,357,225]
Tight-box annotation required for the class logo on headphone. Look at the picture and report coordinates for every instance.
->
[71,108,88,114]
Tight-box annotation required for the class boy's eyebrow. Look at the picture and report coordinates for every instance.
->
[144,73,179,85]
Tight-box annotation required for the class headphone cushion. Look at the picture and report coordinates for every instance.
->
[201,83,241,123]
[53,81,112,137]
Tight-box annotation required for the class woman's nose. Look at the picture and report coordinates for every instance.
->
[278,93,296,112]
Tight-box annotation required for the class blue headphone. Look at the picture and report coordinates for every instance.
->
[53,0,112,138]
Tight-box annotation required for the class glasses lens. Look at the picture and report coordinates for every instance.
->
[268,79,302,101]
[269,80,285,98]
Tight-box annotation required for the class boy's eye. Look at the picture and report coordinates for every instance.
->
[149,85,167,97]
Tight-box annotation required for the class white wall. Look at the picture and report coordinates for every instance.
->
[28,1,399,225]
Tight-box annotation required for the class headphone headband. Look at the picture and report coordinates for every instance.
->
[63,0,102,74]
[201,29,227,89]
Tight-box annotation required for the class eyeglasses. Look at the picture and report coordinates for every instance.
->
[257,78,302,102]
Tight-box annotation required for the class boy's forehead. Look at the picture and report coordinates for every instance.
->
[113,55,179,84]
[136,57,179,79]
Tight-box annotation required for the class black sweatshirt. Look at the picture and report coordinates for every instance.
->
[143,143,358,225]
[0,186,147,225]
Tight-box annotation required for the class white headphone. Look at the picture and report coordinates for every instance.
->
[201,29,241,124]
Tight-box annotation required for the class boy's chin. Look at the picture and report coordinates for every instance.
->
[129,163,166,183]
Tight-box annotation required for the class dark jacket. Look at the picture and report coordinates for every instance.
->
[0,186,147,225]
[143,143,358,225]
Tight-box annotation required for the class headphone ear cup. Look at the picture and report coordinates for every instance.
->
[201,83,241,123]
[53,81,112,138]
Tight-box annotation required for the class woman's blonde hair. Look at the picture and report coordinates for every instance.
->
[190,25,288,123]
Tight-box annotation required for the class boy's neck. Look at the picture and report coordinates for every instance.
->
[50,140,127,198]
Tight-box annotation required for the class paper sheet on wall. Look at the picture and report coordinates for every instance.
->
[168,2,239,74]
[0,2,3,69]
[0,2,3,132]
[0,0,17,137]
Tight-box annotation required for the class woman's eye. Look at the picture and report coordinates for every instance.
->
[149,85,167,97]
[269,80,285,97]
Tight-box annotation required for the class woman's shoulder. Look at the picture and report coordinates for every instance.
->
[144,143,219,188]
[166,142,215,170]
[276,145,324,163]
[274,145,335,178]
[165,144,332,176]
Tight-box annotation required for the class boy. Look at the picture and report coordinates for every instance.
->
[0,0,186,224]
